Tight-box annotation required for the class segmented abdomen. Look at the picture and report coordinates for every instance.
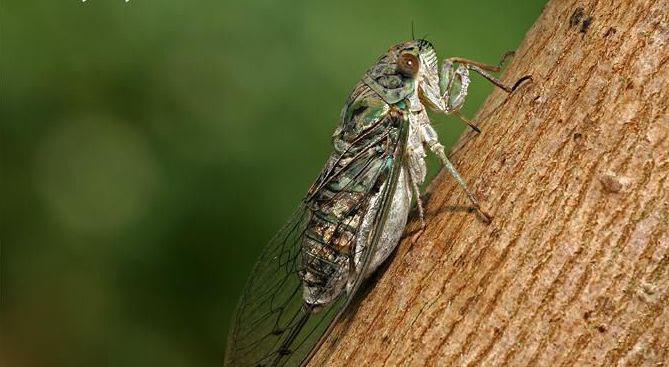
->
[301,178,367,305]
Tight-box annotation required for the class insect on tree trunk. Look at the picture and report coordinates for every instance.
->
[309,0,669,365]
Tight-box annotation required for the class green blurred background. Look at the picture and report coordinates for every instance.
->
[0,1,545,366]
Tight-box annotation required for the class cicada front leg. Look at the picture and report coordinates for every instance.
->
[416,52,531,223]
[439,60,470,114]
[439,52,532,129]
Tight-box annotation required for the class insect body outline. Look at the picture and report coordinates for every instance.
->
[225,38,528,367]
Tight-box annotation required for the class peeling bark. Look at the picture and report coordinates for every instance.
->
[309,0,669,365]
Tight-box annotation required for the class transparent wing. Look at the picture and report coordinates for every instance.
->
[224,205,344,367]
[225,109,409,367]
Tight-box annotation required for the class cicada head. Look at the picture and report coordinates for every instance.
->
[364,39,438,104]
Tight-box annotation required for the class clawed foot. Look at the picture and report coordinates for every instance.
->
[510,75,533,92]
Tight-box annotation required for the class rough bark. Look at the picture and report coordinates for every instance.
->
[309,0,669,365]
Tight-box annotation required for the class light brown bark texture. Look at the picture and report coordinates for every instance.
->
[310,0,669,366]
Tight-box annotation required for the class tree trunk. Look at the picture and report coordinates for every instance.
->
[309,0,669,365]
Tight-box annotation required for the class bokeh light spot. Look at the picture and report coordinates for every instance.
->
[35,117,160,235]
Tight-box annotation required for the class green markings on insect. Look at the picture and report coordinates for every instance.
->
[224,39,530,367]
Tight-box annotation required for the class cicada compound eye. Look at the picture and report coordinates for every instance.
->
[397,53,420,78]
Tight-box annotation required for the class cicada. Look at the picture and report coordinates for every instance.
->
[224,39,529,367]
